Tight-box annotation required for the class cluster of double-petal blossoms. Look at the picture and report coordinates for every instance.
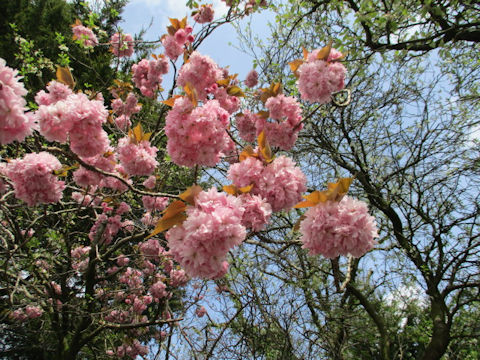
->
[5,152,65,206]
[165,97,231,167]
[71,23,98,48]
[0,58,35,145]
[34,91,110,158]
[131,56,169,98]
[166,188,246,279]
[297,48,346,104]
[117,136,159,176]
[228,155,307,212]
[299,196,378,258]
[110,32,135,57]
[162,25,195,61]
[193,4,215,23]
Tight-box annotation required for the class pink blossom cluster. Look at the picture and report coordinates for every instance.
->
[193,4,215,23]
[71,246,91,272]
[228,155,307,212]
[209,84,240,114]
[132,57,169,98]
[261,94,303,150]
[10,305,43,321]
[299,196,378,258]
[73,149,128,191]
[35,92,109,157]
[195,306,207,317]
[5,152,65,206]
[244,69,258,87]
[165,97,231,167]
[0,58,35,145]
[239,193,272,231]
[88,213,124,244]
[116,136,158,176]
[177,51,223,100]
[297,48,346,104]
[111,93,141,116]
[35,80,72,106]
[235,110,262,142]
[72,24,98,47]
[162,25,194,61]
[143,175,156,189]
[142,196,169,212]
[110,32,135,57]
[112,340,148,359]
[166,187,246,279]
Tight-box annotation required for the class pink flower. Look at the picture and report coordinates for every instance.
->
[35,80,72,106]
[110,33,134,57]
[195,306,207,317]
[167,188,246,279]
[25,305,43,319]
[111,93,141,117]
[149,281,168,300]
[235,110,262,142]
[162,35,184,61]
[244,69,258,87]
[177,51,223,101]
[132,57,169,98]
[142,196,169,212]
[143,175,156,189]
[165,98,231,167]
[239,193,272,231]
[193,4,215,23]
[0,58,35,145]
[6,152,65,206]
[297,48,346,104]
[299,197,378,258]
[228,155,307,212]
[117,137,158,176]
[72,24,98,47]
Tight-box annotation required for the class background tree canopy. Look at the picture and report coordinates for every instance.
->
[0,0,479,359]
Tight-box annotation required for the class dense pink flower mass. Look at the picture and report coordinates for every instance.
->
[111,93,141,118]
[177,51,223,100]
[162,25,194,61]
[110,32,134,57]
[35,81,72,106]
[0,59,35,145]
[300,197,378,258]
[261,94,303,150]
[228,155,307,212]
[297,48,346,104]
[244,69,258,88]
[117,136,158,176]
[193,4,215,23]
[6,152,65,206]
[132,57,169,98]
[166,188,246,279]
[239,193,272,231]
[72,24,98,47]
[165,97,231,167]
[35,92,109,156]
[235,110,262,142]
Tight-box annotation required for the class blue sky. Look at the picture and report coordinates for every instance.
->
[119,0,275,78]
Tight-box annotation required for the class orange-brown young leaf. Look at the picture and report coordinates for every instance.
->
[288,59,304,77]
[56,67,75,89]
[227,86,245,97]
[169,18,180,29]
[256,111,270,119]
[293,214,306,231]
[184,82,198,107]
[180,17,187,29]
[302,46,309,60]
[161,95,182,107]
[149,212,187,238]
[223,185,238,196]
[239,145,258,162]
[257,131,273,162]
[325,177,354,202]
[179,185,203,205]
[316,40,333,61]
